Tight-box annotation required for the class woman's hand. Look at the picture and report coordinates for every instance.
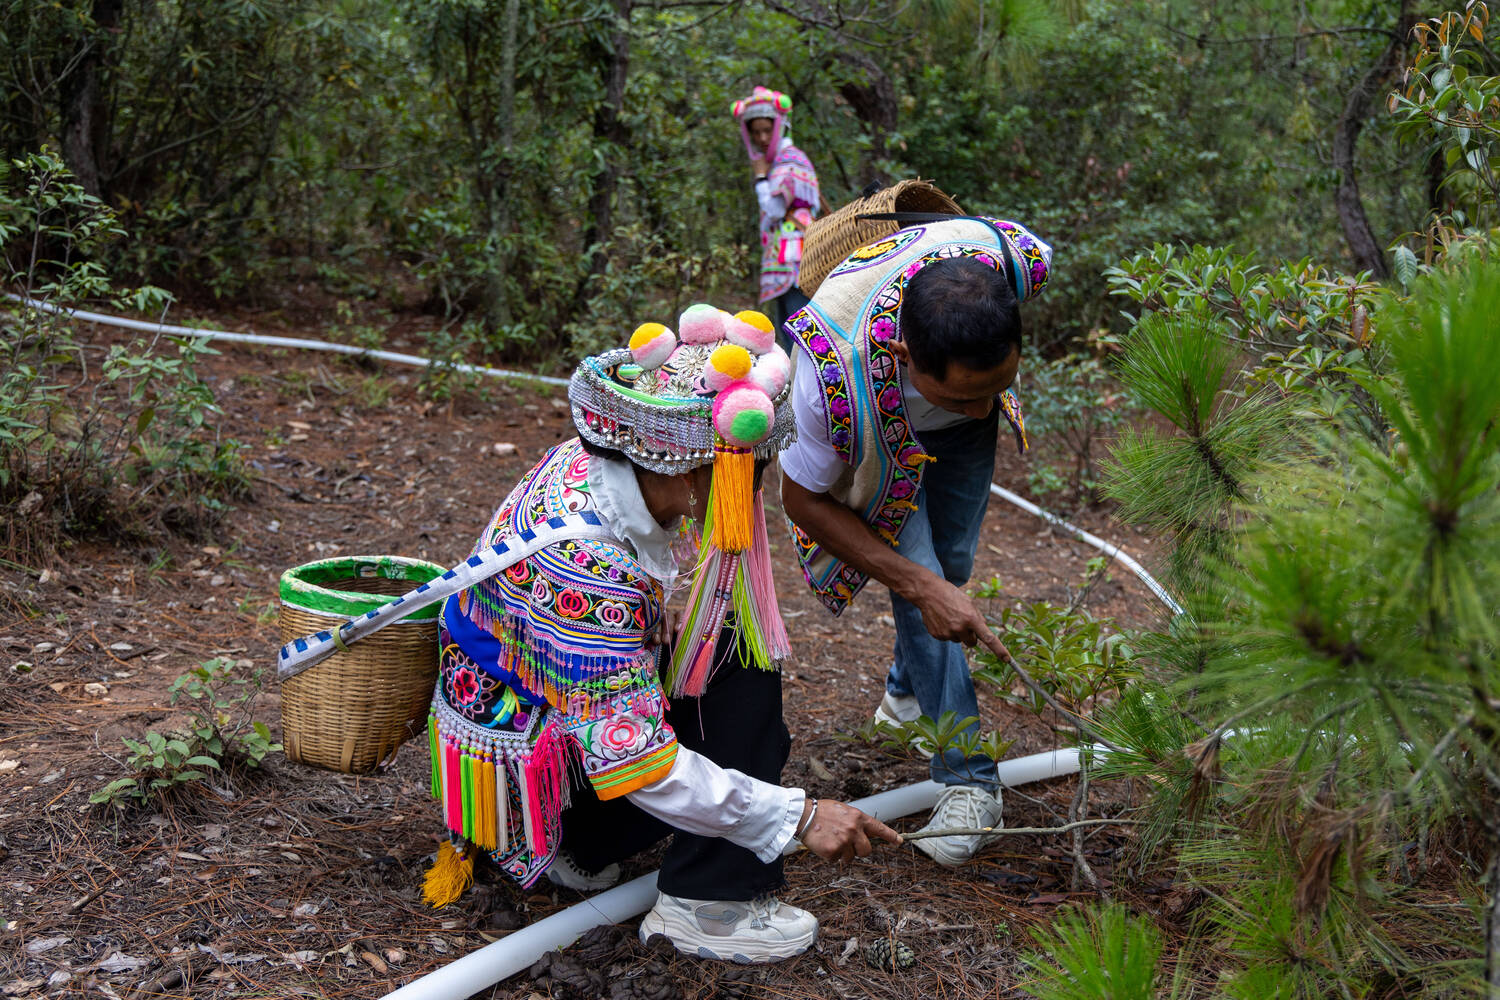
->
[656,607,682,646]
[798,799,901,862]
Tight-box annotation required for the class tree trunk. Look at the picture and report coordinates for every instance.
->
[836,50,897,189]
[58,0,121,199]
[486,0,520,327]
[575,0,632,311]
[1331,0,1413,280]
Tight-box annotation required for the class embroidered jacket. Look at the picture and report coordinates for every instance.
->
[784,217,1050,615]
[429,439,677,886]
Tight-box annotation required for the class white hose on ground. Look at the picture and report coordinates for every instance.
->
[382,747,1084,999]
[989,483,1183,616]
[3,294,572,387]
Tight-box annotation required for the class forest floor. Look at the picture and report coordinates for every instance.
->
[0,309,1177,1000]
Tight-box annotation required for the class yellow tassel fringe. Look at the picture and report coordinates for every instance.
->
[422,840,474,908]
[711,447,755,552]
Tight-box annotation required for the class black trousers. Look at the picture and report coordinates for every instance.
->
[560,634,791,901]
[770,285,810,353]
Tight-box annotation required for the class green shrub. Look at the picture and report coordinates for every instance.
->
[91,658,281,808]
[0,151,249,550]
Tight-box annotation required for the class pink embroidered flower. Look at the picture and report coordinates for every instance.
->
[829,396,852,420]
[879,386,902,411]
[890,478,915,499]
[554,588,590,619]
[595,600,631,629]
[505,562,531,584]
[451,667,480,705]
[871,317,896,342]
[808,333,831,355]
[574,550,591,567]
[598,716,651,760]
[904,261,925,279]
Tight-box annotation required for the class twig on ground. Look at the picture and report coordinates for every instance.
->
[898,818,1138,841]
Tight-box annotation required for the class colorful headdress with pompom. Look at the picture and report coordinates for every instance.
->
[731,85,791,161]
[570,306,796,695]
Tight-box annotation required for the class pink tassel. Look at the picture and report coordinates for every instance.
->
[673,551,739,697]
[444,738,463,835]
[522,722,571,856]
[744,497,791,661]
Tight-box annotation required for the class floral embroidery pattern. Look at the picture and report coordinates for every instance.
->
[826,226,925,280]
[787,231,1025,614]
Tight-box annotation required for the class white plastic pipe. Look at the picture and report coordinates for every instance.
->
[989,483,1183,616]
[3,294,572,387]
[382,746,1084,999]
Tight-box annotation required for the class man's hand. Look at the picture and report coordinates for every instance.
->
[750,154,768,179]
[799,799,900,862]
[904,572,1015,663]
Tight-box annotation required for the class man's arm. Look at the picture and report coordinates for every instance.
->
[780,471,1013,661]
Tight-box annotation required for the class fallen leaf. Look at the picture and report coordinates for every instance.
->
[24,936,69,955]
[95,951,149,973]
[360,951,388,974]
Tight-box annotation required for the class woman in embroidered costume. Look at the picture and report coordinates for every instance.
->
[424,305,897,964]
[733,86,820,342]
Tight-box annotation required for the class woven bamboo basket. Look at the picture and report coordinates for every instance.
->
[278,555,445,774]
[798,178,964,296]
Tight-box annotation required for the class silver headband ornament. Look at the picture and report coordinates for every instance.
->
[570,305,796,475]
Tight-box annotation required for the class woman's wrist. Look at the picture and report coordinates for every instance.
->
[794,797,819,841]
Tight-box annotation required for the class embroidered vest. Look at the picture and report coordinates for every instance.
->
[784,217,1049,614]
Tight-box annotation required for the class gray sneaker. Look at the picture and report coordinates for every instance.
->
[638,891,818,964]
[545,851,621,892]
[909,785,1004,867]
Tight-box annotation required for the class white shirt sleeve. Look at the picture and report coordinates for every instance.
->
[625,746,804,863]
[778,346,849,493]
[754,177,787,228]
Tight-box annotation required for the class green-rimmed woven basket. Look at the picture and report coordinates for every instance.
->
[278,555,445,774]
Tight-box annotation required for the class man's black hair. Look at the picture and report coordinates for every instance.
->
[900,256,1022,379]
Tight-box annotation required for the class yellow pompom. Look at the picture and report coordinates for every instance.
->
[733,310,774,334]
[709,343,753,380]
[629,322,670,350]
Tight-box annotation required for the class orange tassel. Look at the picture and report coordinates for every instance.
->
[711,446,755,552]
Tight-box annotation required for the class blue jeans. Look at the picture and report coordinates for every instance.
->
[887,410,1000,789]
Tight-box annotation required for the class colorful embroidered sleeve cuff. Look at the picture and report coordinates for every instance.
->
[567,705,679,800]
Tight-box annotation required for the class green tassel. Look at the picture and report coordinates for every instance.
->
[428,715,440,799]
[460,747,474,841]
[731,570,773,671]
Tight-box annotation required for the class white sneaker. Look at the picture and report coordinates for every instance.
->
[909,785,1004,867]
[638,891,818,964]
[873,691,935,753]
[872,690,920,726]
[546,851,621,892]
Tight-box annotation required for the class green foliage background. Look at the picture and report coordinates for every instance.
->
[0,0,1459,362]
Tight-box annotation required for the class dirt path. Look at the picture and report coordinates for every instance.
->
[0,316,1172,999]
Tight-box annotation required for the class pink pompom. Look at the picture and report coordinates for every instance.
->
[713,383,776,447]
[747,348,791,398]
[678,304,725,345]
[725,313,777,355]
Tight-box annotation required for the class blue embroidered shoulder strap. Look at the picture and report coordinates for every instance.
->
[277,510,617,680]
